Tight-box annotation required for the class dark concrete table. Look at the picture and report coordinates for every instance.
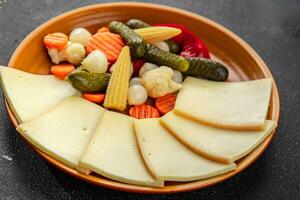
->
[0,0,299,199]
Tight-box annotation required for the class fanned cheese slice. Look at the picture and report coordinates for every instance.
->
[161,111,277,163]
[175,77,272,130]
[16,96,105,170]
[79,111,163,187]
[0,66,80,122]
[134,118,236,182]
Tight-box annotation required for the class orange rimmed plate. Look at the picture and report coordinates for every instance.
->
[5,2,280,194]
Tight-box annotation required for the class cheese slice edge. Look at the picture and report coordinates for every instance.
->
[174,77,272,131]
[79,111,163,187]
[134,118,236,182]
[16,96,105,170]
[0,66,80,123]
[160,111,277,163]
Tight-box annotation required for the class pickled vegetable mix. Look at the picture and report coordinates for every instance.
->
[43,19,229,118]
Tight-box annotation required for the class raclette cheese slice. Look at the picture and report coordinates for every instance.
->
[174,77,272,130]
[134,118,236,182]
[17,96,105,170]
[0,66,80,122]
[161,111,277,163]
[79,111,163,187]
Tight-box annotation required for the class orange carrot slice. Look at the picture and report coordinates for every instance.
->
[86,32,125,63]
[129,105,160,119]
[50,63,75,79]
[44,32,68,49]
[83,93,105,104]
[97,27,110,33]
[155,94,177,115]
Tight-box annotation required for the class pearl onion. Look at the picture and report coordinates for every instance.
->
[69,28,92,46]
[172,70,183,83]
[139,62,159,77]
[128,85,148,105]
[129,77,142,86]
[81,50,108,73]
[152,41,170,52]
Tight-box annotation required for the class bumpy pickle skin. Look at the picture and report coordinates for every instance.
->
[184,58,229,81]
[126,19,151,29]
[142,43,189,72]
[67,70,111,92]
[108,21,146,58]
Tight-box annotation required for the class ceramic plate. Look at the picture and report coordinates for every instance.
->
[5,2,280,194]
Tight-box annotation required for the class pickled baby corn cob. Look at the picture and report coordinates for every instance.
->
[103,46,131,111]
[134,26,181,43]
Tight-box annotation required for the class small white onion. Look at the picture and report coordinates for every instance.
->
[129,77,142,86]
[128,85,148,105]
[69,28,92,46]
[139,62,159,77]
[152,41,170,52]
[81,50,108,73]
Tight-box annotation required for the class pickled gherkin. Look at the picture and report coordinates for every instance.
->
[184,58,229,81]
[108,21,146,58]
[142,43,189,72]
[165,40,180,54]
[67,70,111,92]
[126,19,151,29]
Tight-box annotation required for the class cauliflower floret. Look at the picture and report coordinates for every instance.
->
[141,66,182,98]
[65,42,86,66]
[47,48,66,64]
[172,70,183,83]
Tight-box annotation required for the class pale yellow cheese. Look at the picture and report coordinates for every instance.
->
[161,111,277,163]
[134,118,236,182]
[175,77,272,130]
[0,66,80,122]
[79,111,163,187]
[16,96,105,169]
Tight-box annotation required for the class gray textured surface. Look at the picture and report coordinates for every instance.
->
[0,0,299,199]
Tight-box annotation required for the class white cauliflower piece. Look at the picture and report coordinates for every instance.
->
[47,48,66,64]
[65,42,86,66]
[141,66,182,98]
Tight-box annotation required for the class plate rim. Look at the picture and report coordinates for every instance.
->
[5,2,280,194]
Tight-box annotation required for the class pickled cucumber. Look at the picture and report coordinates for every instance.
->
[184,58,228,81]
[126,19,150,29]
[142,43,189,72]
[108,21,146,58]
[67,70,111,92]
[165,40,180,54]
[126,19,180,53]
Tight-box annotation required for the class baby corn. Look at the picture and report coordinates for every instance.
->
[103,46,131,111]
[134,26,181,43]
